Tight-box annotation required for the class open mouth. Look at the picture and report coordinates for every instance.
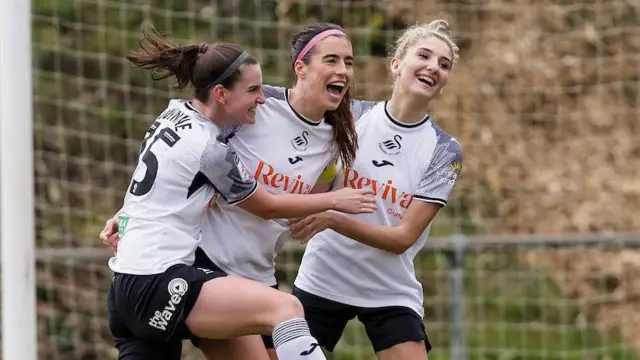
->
[326,81,346,97]
[416,75,436,87]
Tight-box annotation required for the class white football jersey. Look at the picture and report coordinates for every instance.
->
[199,85,338,285]
[294,101,464,317]
[108,100,258,275]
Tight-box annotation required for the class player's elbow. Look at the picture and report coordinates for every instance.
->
[389,233,418,254]
[238,190,280,220]
[389,242,412,255]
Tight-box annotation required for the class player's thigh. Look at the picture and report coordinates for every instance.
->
[192,248,283,356]
[107,280,130,341]
[108,280,182,360]
[185,276,304,339]
[115,337,183,360]
[197,336,271,360]
[109,265,226,342]
[292,285,356,352]
[357,305,432,356]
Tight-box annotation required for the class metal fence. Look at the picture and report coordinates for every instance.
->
[33,233,640,360]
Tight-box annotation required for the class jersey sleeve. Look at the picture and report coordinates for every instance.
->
[200,138,258,205]
[413,137,463,206]
[351,100,378,121]
[262,84,286,100]
[216,124,242,142]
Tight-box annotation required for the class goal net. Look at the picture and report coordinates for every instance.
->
[26,0,639,359]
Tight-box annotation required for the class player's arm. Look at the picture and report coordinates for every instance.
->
[291,140,463,254]
[318,201,442,254]
[201,140,376,221]
[239,187,375,220]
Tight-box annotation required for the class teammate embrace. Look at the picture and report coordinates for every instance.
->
[106,26,374,360]
[102,20,463,360]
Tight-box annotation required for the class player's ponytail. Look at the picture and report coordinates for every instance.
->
[126,26,205,89]
[127,26,257,102]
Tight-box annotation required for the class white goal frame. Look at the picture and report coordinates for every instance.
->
[0,0,37,359]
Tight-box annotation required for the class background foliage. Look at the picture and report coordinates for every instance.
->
[30,0,639,359]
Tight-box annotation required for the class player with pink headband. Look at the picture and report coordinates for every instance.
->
[189,23,360,360]
[296,29,345,62]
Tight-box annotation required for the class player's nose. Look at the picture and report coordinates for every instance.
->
[425,61,439,74]
[334,61,348,76]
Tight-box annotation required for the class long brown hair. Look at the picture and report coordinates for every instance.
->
[291,23,358,167]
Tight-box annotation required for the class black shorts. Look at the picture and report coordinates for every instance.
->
[107,263,227,360]
[192,247,279,350]
[292,286,432,353]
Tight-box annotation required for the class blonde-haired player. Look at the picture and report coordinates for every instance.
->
[290,20,463,359]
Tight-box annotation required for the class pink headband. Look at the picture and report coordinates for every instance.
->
[295,29,346,63]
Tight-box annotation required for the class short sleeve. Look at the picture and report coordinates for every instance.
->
[200,138,258,205]
[216,124,242,143]
[351,100,378,121]
[413,137,463,206]
[262,84,286,100]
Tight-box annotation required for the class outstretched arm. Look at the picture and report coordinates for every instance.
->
[290,200,441,254]
[238,186,375,220]
[290,137,463,254]
[200,139,376,220]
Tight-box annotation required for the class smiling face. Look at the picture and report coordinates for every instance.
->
[294,35,354,111]
[212,63,265,125]
[391,36,453,102]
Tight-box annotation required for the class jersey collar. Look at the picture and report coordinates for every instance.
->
[285,89,323,127]
[384,101,430,129]
[184,101,210,123]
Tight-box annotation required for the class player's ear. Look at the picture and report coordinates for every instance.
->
[211,84,226,104]
[294,59,306,79]
[389,57,400,76]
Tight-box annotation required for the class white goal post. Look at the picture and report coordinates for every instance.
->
[0,0,37,359]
